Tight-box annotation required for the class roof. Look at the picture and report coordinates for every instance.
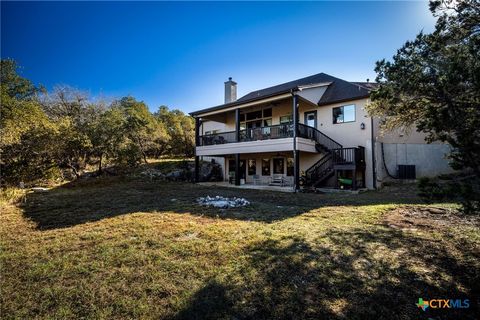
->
[190,72,374,116]
[351,81,379,90]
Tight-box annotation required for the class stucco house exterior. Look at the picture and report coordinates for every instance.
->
[190,73,453,191]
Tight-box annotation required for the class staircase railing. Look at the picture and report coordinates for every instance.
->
[297,123,342,150]
[304,153,333,187]
[332,147,365,166]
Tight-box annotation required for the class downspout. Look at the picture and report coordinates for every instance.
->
[370,116,377,189]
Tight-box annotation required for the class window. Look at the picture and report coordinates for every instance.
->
[246,110,262,121]
[287,158,294,176]
[273,158,284,174]
[248,159,256,175]
[228,160,235,173]
[262,159,270,176]
[280,114,293,124]
[263,108,272,118]
[333,104,355,124]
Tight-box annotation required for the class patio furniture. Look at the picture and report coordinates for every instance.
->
[252,174,261,185]
[228,172,235,184]
[269,174,285,187]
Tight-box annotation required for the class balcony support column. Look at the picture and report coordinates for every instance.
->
[194,117,201,183]
[292,93,300,191]
[194,156,200,183]
[235,108,240,142]
[195,117,200,146]
[235,154,241,186]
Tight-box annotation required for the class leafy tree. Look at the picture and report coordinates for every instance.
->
[368,0,480,212]
[41,86,105,177]
[368,0,480,174]
[155,106,194,157]
[113,97,168,164]
[1,60,57,185]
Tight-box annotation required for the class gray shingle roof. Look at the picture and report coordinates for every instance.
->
[190,72,373,116]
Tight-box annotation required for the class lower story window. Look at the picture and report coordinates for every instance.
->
[262,159,270,176]
[248,159,256,175]
[287,158,294,176]
[273,158,284,174]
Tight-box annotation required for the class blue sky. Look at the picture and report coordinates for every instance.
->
[1,1,435,113]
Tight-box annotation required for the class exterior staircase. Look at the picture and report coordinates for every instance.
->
[296,124,366,189]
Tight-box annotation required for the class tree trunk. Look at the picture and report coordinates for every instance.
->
[98,153,103,174]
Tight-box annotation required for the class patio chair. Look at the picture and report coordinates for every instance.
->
[228,172,235,184]
[269,174,285,186]
[253,174,261,185]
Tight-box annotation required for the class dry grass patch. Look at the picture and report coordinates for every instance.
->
[1,176,478,319]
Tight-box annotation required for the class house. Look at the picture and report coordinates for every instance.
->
[190,73,453,191]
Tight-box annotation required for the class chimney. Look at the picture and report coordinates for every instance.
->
[224,77,237,104]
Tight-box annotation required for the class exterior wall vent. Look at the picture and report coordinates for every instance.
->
[397,165,416,179]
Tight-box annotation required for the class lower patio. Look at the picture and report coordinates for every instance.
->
[198,181,294,192]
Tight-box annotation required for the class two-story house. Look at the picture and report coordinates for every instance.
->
[190,73,453,191]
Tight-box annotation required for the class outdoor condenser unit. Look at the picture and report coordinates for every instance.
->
[397,165,416,179]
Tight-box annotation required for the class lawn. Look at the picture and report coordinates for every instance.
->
[1,174,478,319]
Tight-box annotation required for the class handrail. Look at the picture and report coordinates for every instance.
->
[198,130,237,146]
[331,147,365,165]
[304,153,333,186]
[199,124,293,146]
[297,123,342,150]
[240,124,293,142]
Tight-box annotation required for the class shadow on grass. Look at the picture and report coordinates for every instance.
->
[175,228,479,320]
[22,176,427,230]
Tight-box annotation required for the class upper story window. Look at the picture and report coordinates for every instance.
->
[333,104,355,124]
[280,114,293,124]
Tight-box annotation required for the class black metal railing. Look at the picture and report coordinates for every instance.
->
[199,123,344,151]
[331,147,365,166]
[199,124,293,146]
[199,131,237,146]
[240,124,293,142]
[297,123,342,150]
[305,153,333,186]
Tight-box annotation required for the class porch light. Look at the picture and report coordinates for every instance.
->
[360,122,366,130]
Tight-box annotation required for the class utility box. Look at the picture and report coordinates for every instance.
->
[397,165,416,179]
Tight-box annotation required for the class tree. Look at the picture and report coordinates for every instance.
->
[367,0,480,213]
[368,0,480,175]
[154,106,194,157]
[112,97,167,164]
[1,60,58,185]
[41,86,105,177]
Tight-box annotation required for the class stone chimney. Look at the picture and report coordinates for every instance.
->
[224,77,237,104]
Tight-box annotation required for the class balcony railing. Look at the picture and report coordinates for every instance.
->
[199,124,293,146]
[332,147,365,166]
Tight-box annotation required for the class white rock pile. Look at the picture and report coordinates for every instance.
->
[197,196,250,208]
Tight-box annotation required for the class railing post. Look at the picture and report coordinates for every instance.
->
[235,109,240,142]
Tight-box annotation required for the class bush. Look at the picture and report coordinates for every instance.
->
[418,176,480,214]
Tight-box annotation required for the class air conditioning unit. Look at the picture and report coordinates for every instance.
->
[397,165,416,179]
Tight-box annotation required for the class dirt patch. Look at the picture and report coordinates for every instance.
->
[383,206,479,231]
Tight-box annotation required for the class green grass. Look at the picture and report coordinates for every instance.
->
[1,175,478,319]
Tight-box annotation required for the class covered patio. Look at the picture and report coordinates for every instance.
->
[197,181,294,193]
